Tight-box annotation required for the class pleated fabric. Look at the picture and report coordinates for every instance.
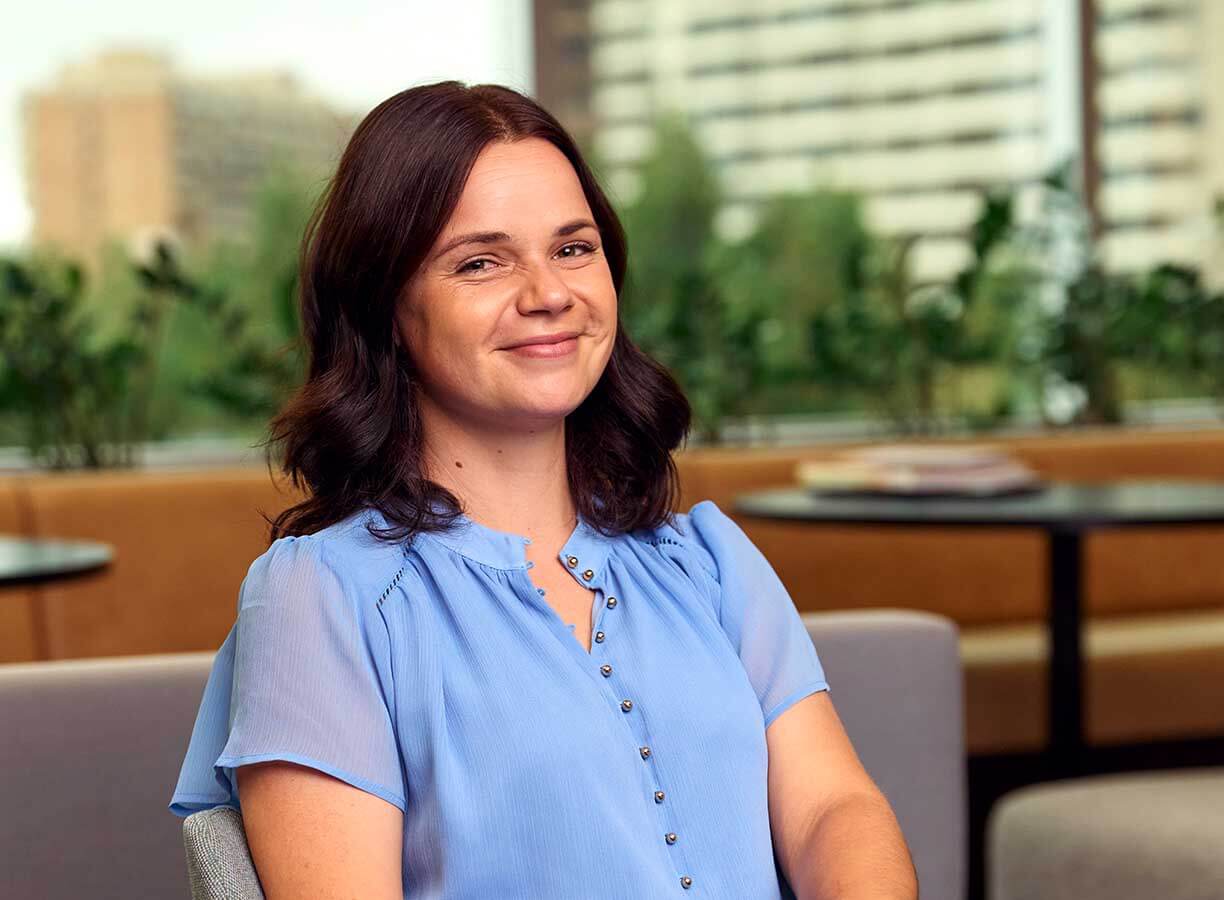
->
[169,499,830,899]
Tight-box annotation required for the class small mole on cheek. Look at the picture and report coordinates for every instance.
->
[455,461,463,468]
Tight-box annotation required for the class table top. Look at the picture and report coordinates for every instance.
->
[0,536,114,586]
[733,480,1224,530]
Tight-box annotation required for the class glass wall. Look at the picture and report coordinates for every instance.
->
[3,0,1222,466]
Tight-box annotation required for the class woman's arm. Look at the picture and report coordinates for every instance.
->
[767,692,919,900]
[237,761,404,899]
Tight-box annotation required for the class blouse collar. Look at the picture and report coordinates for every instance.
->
[403,499,616,578]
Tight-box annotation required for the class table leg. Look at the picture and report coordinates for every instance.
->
[1048,529,1085,774]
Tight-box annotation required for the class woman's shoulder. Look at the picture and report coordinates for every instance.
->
[631,499,743,584]
[242,507,411,613]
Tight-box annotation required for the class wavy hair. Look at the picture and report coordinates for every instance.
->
[263,80,691,545]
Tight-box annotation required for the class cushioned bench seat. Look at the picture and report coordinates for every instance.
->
[987,767,1224,900]
[962,608,1224,753]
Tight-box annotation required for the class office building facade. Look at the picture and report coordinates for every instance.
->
[587,0,1224,281]
[22,49,355,267]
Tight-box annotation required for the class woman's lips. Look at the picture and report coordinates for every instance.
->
[506,336,578,358]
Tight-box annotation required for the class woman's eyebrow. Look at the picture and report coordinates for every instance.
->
[434,218,597,259]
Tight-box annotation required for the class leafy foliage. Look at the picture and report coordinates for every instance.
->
[4,119,1224,465]
[0,164,317,467]
[618,113,746,441]
[0,249,172,467]
[1015,164,1224,425]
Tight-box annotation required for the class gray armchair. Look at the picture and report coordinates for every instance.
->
[0,609,963,900]
[0,651,215,900]
[183,806,264,899]
[796,609,966,900]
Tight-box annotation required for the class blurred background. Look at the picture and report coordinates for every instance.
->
[4,0,1224,464]
[4,3,1224,900]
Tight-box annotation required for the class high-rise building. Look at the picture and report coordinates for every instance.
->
[588,0,1224,281]
[533,0,596,153]
[1095,0,1224,280]
[22,48,357,267]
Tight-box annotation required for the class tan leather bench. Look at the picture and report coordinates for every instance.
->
[0,479,40,663]
[0,467,305,661]
[2,425,1222,756]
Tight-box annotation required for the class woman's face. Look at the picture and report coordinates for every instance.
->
[398,137,617,433]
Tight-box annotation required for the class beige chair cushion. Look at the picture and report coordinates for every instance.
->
[962,608,1224,753]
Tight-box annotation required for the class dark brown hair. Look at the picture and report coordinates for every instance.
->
[263,80,691,545]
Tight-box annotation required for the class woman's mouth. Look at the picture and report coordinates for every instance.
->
[506,336,578,358]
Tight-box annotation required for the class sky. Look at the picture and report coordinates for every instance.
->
[0,0,533,248]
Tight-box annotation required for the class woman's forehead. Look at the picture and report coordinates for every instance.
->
[438,142,593,245]
[458,140,581,205]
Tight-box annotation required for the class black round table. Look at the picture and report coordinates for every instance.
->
[734,480,1224,772]
[0,535,114,586]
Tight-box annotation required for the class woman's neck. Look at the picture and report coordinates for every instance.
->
[421,412,576,542]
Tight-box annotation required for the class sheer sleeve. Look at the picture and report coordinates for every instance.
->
[169,534,405,815]
[685,499,830,728]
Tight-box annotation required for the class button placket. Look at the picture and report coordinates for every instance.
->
[560,552,609,648]
[627,682,690,887]
[559,549,692,888]
[609,649,689,887]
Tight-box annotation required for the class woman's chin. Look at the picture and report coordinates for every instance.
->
[504,399,584,426]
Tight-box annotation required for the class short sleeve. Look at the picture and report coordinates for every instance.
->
[685,499,830,728]
[168,535,405,816]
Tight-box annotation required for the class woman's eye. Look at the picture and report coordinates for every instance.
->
[457,258,496,274]
[455,242,596,275]
[559,241,597,259]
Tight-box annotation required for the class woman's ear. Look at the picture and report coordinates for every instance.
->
[392,322,416,375]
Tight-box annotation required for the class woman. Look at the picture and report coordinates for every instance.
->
[169,81,916,900]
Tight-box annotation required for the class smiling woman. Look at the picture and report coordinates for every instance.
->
[396,139,619,435]
[167,80,915,900]
[260,80,687,542]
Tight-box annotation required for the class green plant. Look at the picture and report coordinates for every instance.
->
[0,225,304,468]
[717,189,874,409]
[0,252,155,467]
[617,113,1040,438]
[617,113,753,443]
[782,187,1028,432]
[1019,163,1223,426]
[183,163,315,417]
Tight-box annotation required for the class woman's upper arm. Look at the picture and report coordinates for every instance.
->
[682,500,830,725]
[237,761,403,900]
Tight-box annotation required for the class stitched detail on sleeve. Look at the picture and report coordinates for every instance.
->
[377,563,408,606]
[647,535,719,582]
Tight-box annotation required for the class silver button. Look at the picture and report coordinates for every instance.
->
[620,699,633,712]
[582,569,594,581]
[681,876,692,889]
[594,631,605,643]
[600,664,612,677]
[665,832,677,845]
[639,746,651,759]
[606,596,617,608]
[654,790,665,803]
[566,556,578,568]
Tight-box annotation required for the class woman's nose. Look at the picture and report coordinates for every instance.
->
[519,262,573,313]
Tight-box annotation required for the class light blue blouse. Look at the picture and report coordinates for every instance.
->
[169,499,830,899]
